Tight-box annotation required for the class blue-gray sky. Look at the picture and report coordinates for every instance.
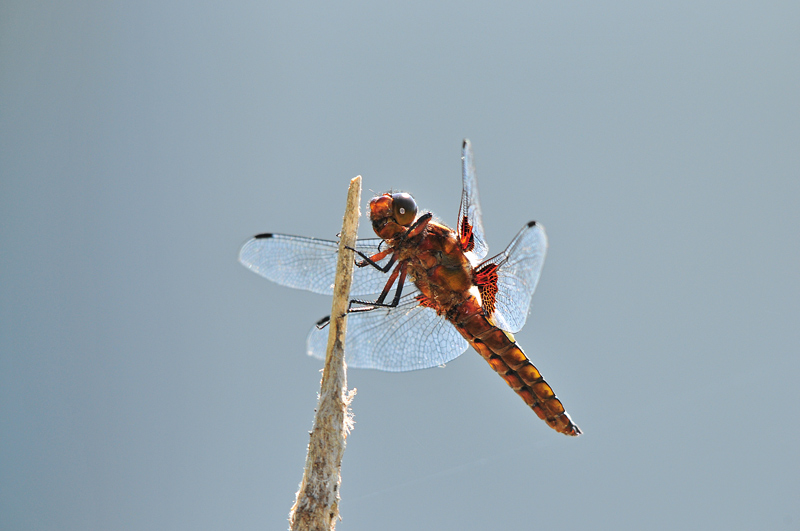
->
[2,2,798,530]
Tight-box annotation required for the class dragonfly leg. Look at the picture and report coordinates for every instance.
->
[348,263,408,313]
[402,212,432,240]
[347,247,396,273]
[315,263,409,328]
[313,261,407,329]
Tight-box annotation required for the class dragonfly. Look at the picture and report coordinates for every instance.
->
[239,140,581,436]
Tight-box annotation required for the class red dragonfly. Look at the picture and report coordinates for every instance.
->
[239,140,581,436]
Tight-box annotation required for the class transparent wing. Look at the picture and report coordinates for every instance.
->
[307,292,469,372]
[457,139,489,260]
[239,233,393,297]
[479,221,548,333]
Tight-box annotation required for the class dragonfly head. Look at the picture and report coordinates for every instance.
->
[369,192,418,240]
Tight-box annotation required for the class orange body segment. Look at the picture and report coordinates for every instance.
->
[450,296,581,437]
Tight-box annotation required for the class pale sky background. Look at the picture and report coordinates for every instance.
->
[2,2,799,530]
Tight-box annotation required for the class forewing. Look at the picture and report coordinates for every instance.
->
[239,233,392,297]
[478,221,548,333]
[306,292,469,372]
[457,139,489,260]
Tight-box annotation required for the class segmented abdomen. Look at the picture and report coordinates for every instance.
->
[450,297,581,436]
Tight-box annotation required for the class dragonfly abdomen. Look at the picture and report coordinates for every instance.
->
[451,298,581,437]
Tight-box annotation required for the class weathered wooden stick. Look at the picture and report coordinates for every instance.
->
[289,176,361,531]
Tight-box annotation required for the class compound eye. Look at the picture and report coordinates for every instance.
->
[391,192,417,226]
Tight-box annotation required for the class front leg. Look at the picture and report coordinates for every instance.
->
[348,246,396,273]
[402,212,432,240]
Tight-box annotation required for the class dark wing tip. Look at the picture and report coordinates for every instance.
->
[527,220,538,227]
[463,138,470,148]
[254,233,274,239]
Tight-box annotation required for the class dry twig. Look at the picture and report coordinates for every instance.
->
[289,176,361,531]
